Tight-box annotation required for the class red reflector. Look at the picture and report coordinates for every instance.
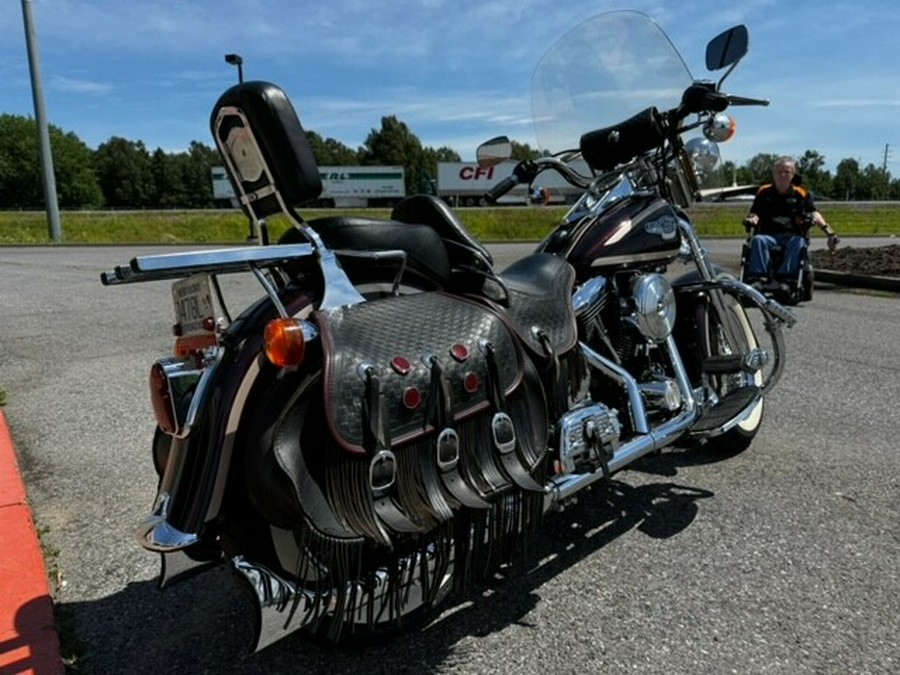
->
[174,333,217,359]
[391,356,412,375]
[449,343,469,362]
[463,371,480,393]
[403,386,422,410]
[149,363,176,434]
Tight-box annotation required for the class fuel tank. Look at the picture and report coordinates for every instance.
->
[539,195,682,277]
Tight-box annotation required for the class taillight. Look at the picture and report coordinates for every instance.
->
[149,362,176,434]
[264,318,306,367]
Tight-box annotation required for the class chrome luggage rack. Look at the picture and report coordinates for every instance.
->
[100,243,316,285]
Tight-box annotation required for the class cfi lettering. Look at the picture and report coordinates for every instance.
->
[459,166,495,180]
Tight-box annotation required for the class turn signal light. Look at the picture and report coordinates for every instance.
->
[264,318,306,367]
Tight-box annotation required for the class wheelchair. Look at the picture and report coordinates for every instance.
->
[739,217,814,306]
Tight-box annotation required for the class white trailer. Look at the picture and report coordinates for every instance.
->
[436,161,588,206]
[211,165,406,208]
[317,166,406,208]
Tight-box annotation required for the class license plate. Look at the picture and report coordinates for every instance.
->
[172,274,218,338]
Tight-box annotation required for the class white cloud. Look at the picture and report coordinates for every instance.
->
[51,76,113,95]
[814,99,900,108]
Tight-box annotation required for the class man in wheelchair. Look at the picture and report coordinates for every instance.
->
[741,156,839,302]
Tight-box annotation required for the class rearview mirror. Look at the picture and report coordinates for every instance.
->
[705,25,748,71]
[476,136,512,167]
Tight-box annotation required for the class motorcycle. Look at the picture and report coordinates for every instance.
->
[101,10,797,652]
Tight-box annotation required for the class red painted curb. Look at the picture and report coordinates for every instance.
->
[0,410,65,675]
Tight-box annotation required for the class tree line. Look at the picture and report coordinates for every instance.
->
[704,149,900,201]
[1,112,897,209]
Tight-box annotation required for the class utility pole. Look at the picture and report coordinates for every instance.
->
[21,0,61,242]
[883,143,891,173]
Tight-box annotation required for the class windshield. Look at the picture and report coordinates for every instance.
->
[531,11,692,155]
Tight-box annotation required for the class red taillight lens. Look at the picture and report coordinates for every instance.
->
[149,362,176,434]
[264,318,306,367]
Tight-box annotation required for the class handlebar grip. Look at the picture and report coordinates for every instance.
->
[485,175,520,204]
[727,95,770,107]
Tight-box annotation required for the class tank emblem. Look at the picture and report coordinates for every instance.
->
[644,215,678,240]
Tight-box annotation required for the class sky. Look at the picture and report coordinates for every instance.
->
[2,0,898,173]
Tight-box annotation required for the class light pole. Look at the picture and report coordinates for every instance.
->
[225,53,244,84]
[21,0,61,241]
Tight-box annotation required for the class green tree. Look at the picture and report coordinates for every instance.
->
[738,152,781,186]
[182,141,218,208]
[151,147,186,208]
[890,177,900,199]
[860,163,890,200]
[0,114,102,209]
[796,149,833,198]
[510,140,542,161]
[833,158,861,201]
[360,116,448,196]
[307,131,360,165]
[94,137,155,208]
[421,145,460,194]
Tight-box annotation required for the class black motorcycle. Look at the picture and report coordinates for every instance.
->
[102,10,796,652]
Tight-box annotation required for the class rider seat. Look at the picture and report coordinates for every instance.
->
[392,194,495,292]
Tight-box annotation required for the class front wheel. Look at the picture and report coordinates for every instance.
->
[679,280,765,454]
[708,289,765,453]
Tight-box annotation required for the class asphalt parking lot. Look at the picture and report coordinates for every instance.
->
[0,240,897,674]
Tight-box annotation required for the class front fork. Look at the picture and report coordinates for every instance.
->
[677,218,796,393]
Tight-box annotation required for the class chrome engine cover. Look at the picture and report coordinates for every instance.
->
[629,273,676,342]
[557,402,621,474]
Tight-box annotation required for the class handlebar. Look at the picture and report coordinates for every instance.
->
[485,83,771,204]
[483,155,593,204]
[485,175,521,204]
[727,95,770,107]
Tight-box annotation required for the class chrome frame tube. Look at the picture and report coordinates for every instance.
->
[545,336,699,509]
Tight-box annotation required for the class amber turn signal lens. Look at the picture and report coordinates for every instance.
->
[264,318,306,367]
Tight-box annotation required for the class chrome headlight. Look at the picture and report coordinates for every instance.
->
[685,136,721,175]
[629,274,676,343]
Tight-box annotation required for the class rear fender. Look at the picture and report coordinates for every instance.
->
[137,290,319,556]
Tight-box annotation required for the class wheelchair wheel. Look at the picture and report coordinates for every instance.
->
[738,240,751,283]
[801,256,814,302]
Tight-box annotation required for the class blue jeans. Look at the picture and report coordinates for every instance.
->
[747,233,807,280]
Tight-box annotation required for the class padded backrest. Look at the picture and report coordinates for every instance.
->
[210,81,322,218]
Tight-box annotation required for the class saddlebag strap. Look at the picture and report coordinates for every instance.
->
[362,368,427,535]
[426,357,490,510]
[484,343,543,493]
[536,329,566,416]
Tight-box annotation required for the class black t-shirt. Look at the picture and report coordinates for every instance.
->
[750,184,816,235]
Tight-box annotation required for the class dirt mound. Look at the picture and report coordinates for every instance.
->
[811,244,900,278]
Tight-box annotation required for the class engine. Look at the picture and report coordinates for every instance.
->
[575,271,683,431]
